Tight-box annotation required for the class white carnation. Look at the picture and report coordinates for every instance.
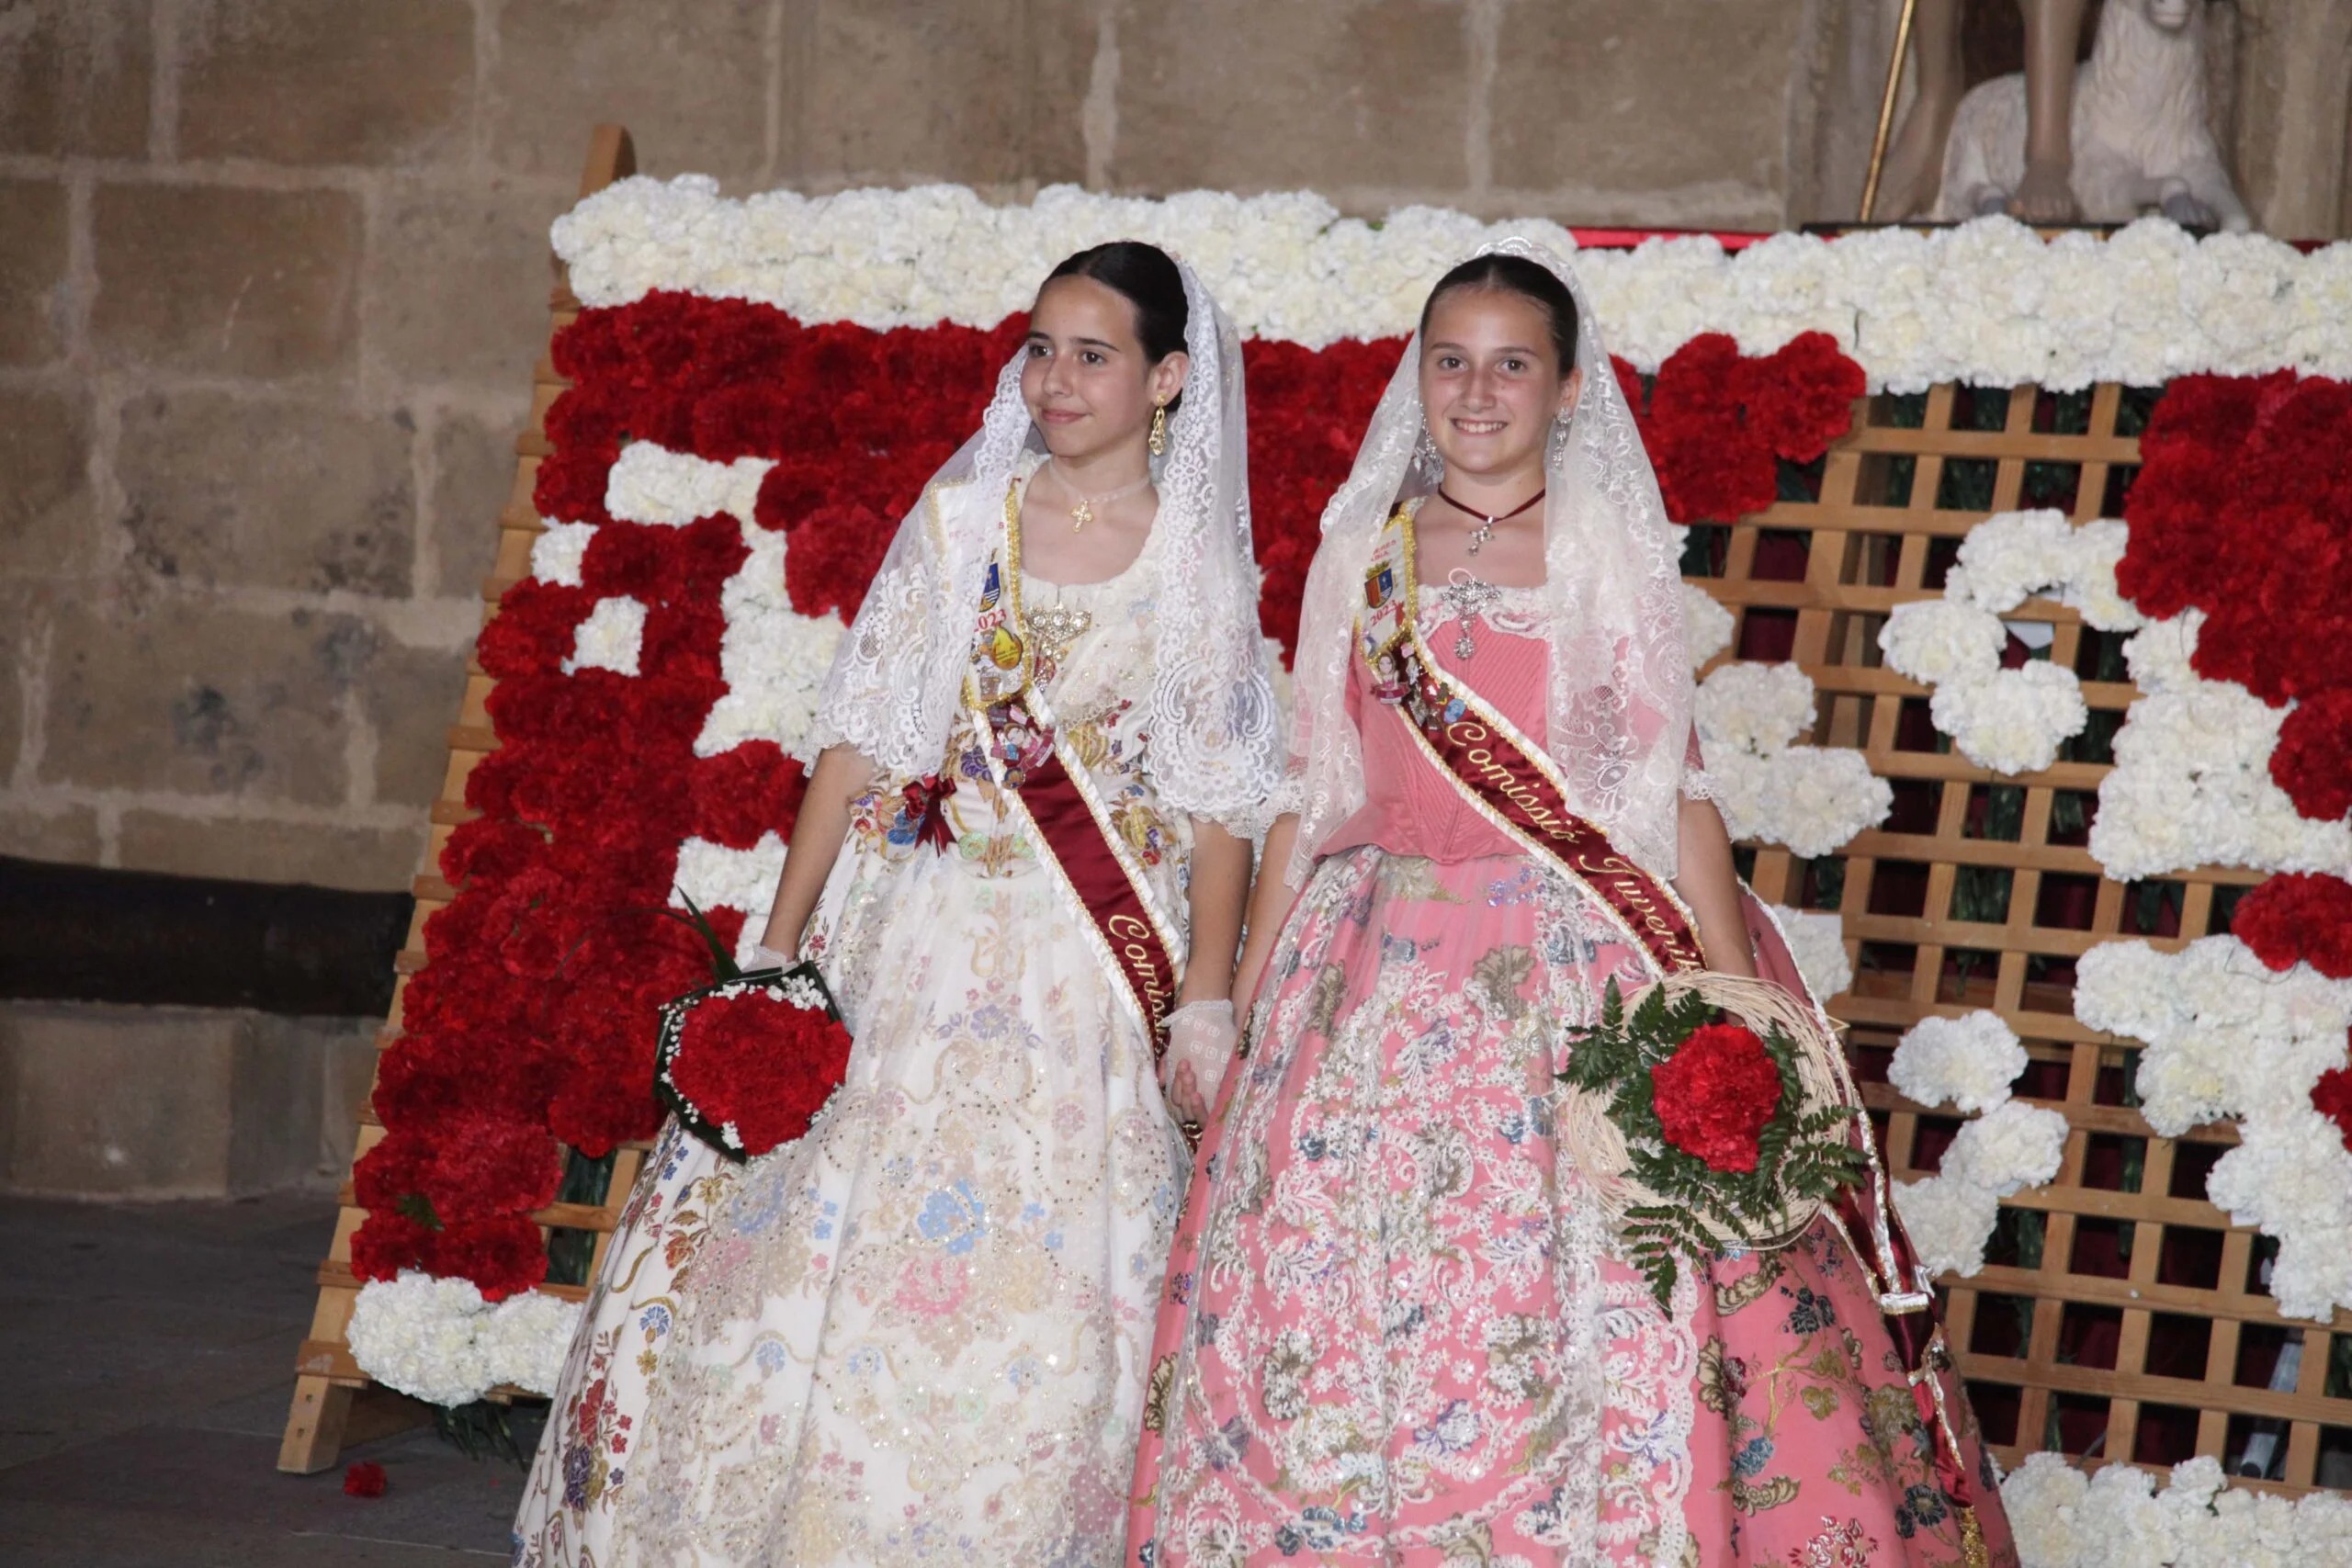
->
[1763,905,1851,1000]
[1892,1177,2000,1278]
[2001,1450,2090,1568]
[1681,581,1734,668]
[606,443,772,528]
[1951,508,2077,614]
[2078,935,2352,1320]
[347,1273,498,1407]
[346,1274,582,1408]
[472,1289,582,1397]
[1694,660,1816,756]
[1940,1100,2068,1197]
[2121,610,2202,694]
[563,594,647,676]
[553,186,2352,382]
[1890,1010,2027,1115]
[2073,1462,2178,1568]
[1689,661,1883,856]
[2002,1448,2352,1568]
[1879,599,2005,684]
[2091,626,2350,883]
[671,830,788,962]
[692,519,844,755]
[1754,747,1893,858]
[2060,518,2143,632]
[1928,662,2087,775]
[1711,746,1890,859]
[2205,1107,2352,1323]
[529,520,597,585]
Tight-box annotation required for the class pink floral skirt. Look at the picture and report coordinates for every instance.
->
[1125,847,2015,1567]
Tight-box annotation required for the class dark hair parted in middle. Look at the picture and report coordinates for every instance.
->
[1044,241,1190,412]
[1417,253,1582,372]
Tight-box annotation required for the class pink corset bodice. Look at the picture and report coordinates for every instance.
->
[1319,612,1549,864]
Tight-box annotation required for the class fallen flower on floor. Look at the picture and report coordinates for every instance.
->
[343,1461,389,1498]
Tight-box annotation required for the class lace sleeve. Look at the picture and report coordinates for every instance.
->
[1679,729,1723,802]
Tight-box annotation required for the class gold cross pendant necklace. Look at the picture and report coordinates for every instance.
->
[1048,460,1151,531]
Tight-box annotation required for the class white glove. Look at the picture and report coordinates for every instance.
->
[749,943,797,972]
[1163,998,1238,1133]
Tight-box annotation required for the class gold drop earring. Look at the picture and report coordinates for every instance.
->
[1148,399,1170,458]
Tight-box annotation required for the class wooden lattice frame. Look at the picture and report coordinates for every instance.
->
[284,123,2352,1492]
[277,126,650,1473]
[1715,380,2352,1495]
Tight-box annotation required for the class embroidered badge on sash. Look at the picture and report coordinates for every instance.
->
[1358,519,1412,703]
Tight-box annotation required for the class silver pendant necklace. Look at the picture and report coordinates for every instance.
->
[1438,484,1545,556]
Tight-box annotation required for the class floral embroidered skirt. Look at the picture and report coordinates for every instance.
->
[1125,847,2016,1568]
[514,840,1188,1567]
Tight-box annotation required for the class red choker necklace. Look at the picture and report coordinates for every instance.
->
[1437,486,1545,556]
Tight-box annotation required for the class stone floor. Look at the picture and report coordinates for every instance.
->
[0,1191,527,1564]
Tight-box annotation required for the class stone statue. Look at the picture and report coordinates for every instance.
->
[1935,0,2251,229]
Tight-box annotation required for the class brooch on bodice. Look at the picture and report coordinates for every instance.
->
[1434,574,1503,661]
[1022,603,1094,675]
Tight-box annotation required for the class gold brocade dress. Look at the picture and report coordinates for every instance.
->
[514,513,1193,1568]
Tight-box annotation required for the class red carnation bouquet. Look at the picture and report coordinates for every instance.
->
[652,897,854,1161]
[1559,976,1864,1307]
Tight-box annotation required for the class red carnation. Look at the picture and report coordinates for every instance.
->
[785,506,898,620]
[343,1461,389,1498]
[1650,1021,1785,1173]
[2232,874,2352,979]
[352,1131,433,1212]
[2313,1059,2352,1152]
[689,741,808,849]
[418,1114,562,1222]
[1741,332,1866,459]
[664,987,854,1158]
[1611,354,1650,418]
[349,1209,438,1282]
[1646,412,1778,524]
[439,817,547,890]
[548,1042,664,1156]
[476,581,596,680]
[429,1214,550,1302]
[2272,692,2352,824]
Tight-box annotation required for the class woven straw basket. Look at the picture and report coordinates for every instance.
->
[1556,971,1861,1255]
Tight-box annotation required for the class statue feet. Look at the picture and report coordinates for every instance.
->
[2007,160,2081,224]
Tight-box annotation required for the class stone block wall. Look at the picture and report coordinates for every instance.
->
[0,0,2342,899]
[0,1000,377,1196]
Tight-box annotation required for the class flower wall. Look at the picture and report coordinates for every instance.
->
[344,183,2352,1440]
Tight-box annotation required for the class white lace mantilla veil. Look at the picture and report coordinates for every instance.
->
[1278,237,1694,885]
[797,255,1280,828]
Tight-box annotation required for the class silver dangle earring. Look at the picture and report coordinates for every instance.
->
[1546,415,1573,470]
[1412,423,1444,482]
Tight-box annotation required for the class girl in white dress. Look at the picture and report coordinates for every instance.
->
[513,243,1277,1567]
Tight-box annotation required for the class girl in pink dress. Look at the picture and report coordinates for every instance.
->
[1124,245,2016,1567]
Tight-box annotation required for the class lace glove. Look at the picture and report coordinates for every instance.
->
[1162,998,1237,1136]
[749,943,797,972]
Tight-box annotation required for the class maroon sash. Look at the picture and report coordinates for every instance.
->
[1012,747,1180,1047]
[1364,506,1986,1557]
[1401,668,1710,973]
[962,472,1185,1065]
